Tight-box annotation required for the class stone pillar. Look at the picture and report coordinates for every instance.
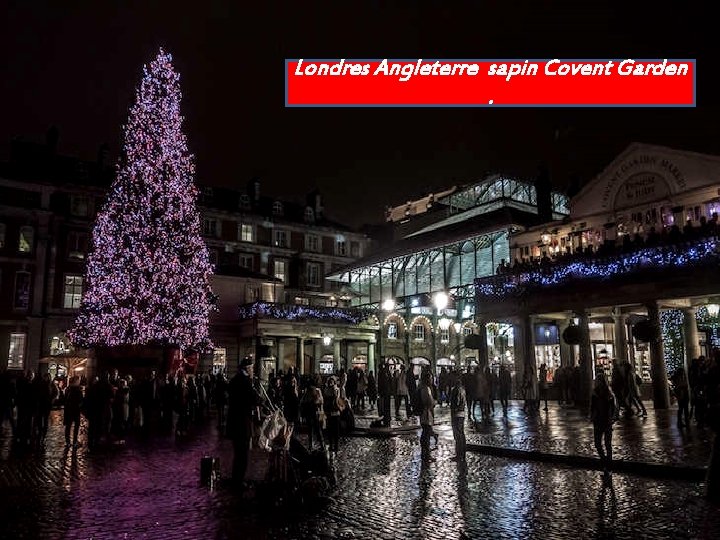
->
[577,310,594,409]
[646,302,670,409]
[477,320,489,368]
[333,340,341,372]
[296,337,305,376]
[558,317,576,367]
[367,340,376,373]
[512,320,526,398]
[612,309,629,363]
[682,307,700,373]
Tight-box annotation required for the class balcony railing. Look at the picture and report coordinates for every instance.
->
[476,237,720,300]
[238,301,374,324]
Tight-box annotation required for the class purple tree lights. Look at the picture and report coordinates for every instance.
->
[69,49,214,351]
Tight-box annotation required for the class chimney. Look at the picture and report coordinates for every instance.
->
[247,178,261,203]
[306,189,323,219]
[535,162,553,223]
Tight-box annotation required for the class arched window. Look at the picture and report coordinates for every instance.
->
[272,201,283,216]
[239,194,250,210]
[304,206,315,223]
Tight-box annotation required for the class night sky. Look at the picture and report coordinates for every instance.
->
[1,2,717,228]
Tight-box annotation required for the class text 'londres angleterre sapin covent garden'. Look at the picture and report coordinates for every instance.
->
[285,58,695,107]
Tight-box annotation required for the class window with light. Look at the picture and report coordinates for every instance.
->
[387,323,398,339]
[414,324,425,341]
[274,230,288,248]
[18,226,34,253]
[8,333,26,369]
[274,260,287,283]
[63,274,84,309]
[239,223,254,242]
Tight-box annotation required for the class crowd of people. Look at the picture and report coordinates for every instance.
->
[0,367,231,449]
[495,212,719,276]
[4,348,720,486]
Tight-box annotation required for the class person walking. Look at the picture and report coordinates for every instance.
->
[449,372,467,462]
[64,376,84,448]
[590,374,618,469]
[418,370,437,464]
[227,357,261,489]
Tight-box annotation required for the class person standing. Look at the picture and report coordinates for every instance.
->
[590,374,618,469]
[406,365,418,422]
[367,371,377,410]
[449,372,467,462]
[34,373,57,443]
[499,364,512,416]
[64,376,84,448]
[538,363,549,412]
[419,370,437,464]
[395,365,410,419]
[671,367,691,428]
[227,357,261,489]
[324,377,342,455]
[301,375,325,452]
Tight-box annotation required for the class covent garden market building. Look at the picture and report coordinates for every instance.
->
[330,143,720,408]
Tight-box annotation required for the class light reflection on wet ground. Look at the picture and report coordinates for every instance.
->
[0,407,718,539]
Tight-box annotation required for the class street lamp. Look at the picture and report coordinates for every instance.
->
[438,318,452,330]
[433,291,449,311]
[323,335,332,346]
[708,304,720,317]
[382,298,396,311]
[453,322,462,334]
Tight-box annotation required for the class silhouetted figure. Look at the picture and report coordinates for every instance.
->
[591,375,617,468]
[227,358,261,488]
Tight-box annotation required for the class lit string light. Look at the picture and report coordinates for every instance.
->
[476,240,719,299]
[239,302,372,324]
[660,309,684,374]
[69,49,215,351]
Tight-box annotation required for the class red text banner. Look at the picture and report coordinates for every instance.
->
[285,59,695,107]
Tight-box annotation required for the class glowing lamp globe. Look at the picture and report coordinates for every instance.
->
[433,292,449,311]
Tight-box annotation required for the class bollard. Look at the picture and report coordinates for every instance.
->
[200,456,220,488]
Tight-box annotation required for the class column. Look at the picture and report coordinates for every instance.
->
[333,340,341,372]
[296,337,305,376]
[577,310,594,409]
[612,308,629,363]
[477,320,489,368]
[558,317,576,367]
[682,307,700,372]
[646,302,670,409]
[367,340,376,373]
[313,339,321,374]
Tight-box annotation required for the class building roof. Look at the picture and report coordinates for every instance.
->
[214,265,283,282]
[328,206,545,277]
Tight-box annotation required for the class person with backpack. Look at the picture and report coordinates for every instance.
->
[590,373,618,468]
[449,372,467,462]
[324,376,342,455]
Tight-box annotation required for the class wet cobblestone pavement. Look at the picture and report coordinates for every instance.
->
[1,406,719,540]
[357,401,713,468]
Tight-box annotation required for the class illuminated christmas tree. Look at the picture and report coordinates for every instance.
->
[70,49,214,351]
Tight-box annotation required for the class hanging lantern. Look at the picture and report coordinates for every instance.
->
[562,324,583,345]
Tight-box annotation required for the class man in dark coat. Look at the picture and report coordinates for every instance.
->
[227,357,261,488]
